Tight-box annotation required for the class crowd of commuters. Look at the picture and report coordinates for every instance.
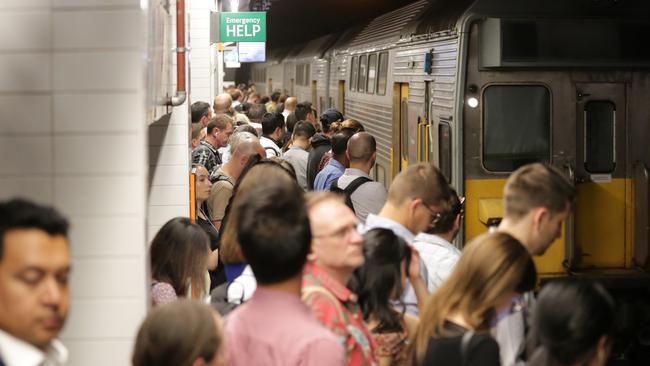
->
[0,84,620,366]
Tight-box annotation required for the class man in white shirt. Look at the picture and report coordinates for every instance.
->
[412,189,463,292]
[281,97,297,121]
[0,199,72,366]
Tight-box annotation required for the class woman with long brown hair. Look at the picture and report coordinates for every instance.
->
[411,232,537,366]
[150,217,211,306]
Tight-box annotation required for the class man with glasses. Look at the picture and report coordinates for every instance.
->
[362,163,453,315]
[412,188,464,293]
[302,192,376,366]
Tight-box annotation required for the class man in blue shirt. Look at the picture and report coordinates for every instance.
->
[313,129,354,191]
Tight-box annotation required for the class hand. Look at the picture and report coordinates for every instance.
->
[408,245,422,281]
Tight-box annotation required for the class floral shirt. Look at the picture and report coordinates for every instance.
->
[372,323,409,366]
[302,263,377,366]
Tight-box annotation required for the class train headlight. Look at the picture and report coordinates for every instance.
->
[467,97,479,108]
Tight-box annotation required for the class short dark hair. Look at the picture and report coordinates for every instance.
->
[247,103,267,122]
[0,198,69,260]
[191,101,211,123]
[331,129,355,156]
[285,113,298,133]
[235,182,310,284]
[293,121,316,139]
[270,91,281,102]
[261,112,285,135]
[259,96,270,104]
[533,280,615,365]
[294,102,313,121]
[429,188,463,234]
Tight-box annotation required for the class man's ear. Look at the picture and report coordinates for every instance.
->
[532,207,548,233]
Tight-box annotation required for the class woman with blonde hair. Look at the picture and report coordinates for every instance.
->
[410,232,537,366]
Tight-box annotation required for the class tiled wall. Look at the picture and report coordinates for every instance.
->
[146,0,191,241]
[0,0,147,365]
[189,0,215,104]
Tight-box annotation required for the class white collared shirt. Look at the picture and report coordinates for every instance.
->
[412,233,461,292]
[0,329,68,366]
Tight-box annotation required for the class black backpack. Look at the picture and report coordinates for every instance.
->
[330,176,371,213]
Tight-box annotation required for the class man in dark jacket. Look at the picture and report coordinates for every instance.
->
[306,108,344,189]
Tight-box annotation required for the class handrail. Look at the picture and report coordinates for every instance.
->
[634,161,650,270]
[163,0,187,106]
[563,162,577,272]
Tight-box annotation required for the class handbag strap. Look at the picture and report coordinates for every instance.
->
[460,330,475,366]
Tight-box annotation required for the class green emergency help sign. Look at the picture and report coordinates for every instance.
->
[220,12,266,42]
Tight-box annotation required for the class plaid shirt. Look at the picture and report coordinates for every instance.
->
[192,140,222,175]
[302,263,377,366]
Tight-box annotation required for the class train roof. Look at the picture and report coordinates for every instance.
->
[344,0,429,53]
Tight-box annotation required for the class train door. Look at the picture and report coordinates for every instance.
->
[392,83,409,177]
[338,80,345,113]
[267,78,273,95]
[567,83,629,270]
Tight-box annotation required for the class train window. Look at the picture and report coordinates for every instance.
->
[305,64,310,85]
[584,101,616,173]
[358,55,367,93]
[482,85,550,172]
[367,53,377,94]
[377,52,388,95]
[296,65,303,86]
[350,56,358,91]
[438,121,452,182]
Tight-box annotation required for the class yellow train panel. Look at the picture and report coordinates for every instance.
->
[574,179,627,268]
[465,179,567,276]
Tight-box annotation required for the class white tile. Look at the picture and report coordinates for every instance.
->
[169,104,190,125]
[0,136,52,175]
[0,11,50,51]
[54,93,143,133]
[148,124,188,146]
[148,185,187,206]
[54,134,142,174]
[0,177,53,203]
[149,165,187,186]
[53,0,139,7]
[55,176,145,216]
[70,257,146,298]
[0,95,52,134]
[61,299,146,339]
[147,204,188,226]
[54,9,143,50]
[53,51,142,91]
[0,0,49,9]
[0,54,51,92]
[146,224,161,243]
[190,77,210,88]
[63,341,134,366]
[69,216,145,257]
[149,144,190,166]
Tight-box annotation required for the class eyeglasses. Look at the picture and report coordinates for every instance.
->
[313,223,359,241]
[423,204,444,228]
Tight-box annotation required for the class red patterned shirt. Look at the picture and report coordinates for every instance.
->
[302,263,377,366]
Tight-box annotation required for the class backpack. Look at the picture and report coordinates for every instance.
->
[330,176,371,213]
